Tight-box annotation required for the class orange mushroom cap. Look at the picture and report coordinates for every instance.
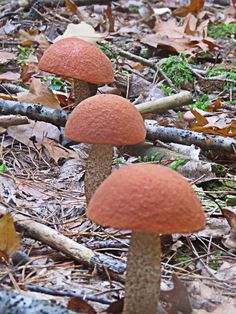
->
[38,38,114,84]
[64,94,146,145]
[88,164,205,234]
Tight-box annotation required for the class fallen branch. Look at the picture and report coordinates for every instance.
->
[0,96,235,153]
[0,83,27,94]
[0,115,29,128]
[26,285,113,304]
[0,288,75,314]
[0,206,125,275]
[0,91,191,126]
[145,120,236,153]
[136,91,192,113]
[0,98,68,127]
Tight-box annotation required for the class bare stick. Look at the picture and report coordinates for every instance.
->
[136,91,192,114]
[145,120,236,153]
[0,206,125,274]
[0,91,191,127]
[0,98,68,127]
[0,115,29,128]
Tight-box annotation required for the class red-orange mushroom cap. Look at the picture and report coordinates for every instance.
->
[87,164,205,234]
[38,38,114,84]
[64,94,146,145]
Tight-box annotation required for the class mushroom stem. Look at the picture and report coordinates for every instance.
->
[123,232,161,314]
[85,144,113,204]
[74,79,97,105]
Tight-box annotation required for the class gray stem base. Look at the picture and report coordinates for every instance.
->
[123,232,161,314]
[85,144,113,204]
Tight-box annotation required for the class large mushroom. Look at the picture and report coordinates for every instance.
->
[38,37,114,105]
[64,94,146,203]
[87,164,205,314]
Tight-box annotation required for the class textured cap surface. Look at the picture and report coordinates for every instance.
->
[38,38,114,83]
[87,164,205,234]
[64,94,146,145]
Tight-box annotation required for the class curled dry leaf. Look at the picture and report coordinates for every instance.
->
[0,213,21,261]
[173,0,205,17]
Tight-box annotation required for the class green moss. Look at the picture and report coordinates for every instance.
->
[160,54,193,88]
[189,94,210,111]
[207,66,236,88]
[208,23,236,39]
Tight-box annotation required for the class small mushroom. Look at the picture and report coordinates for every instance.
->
[64,94,146,203]
[38,38,114,105]
[87,164,205,314]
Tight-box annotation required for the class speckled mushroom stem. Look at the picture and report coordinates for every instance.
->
[123,232,161,314]
[74,80,97,105]
[85,144,113,204]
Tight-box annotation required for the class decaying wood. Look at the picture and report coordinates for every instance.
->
[145,120,236,153]
[0,206,125,275]
[0,288,75,314]
[0,115,29,128]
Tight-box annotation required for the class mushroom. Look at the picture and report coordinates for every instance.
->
[38,37,114,105]
[64,94,146,203]
[87,164,205,314]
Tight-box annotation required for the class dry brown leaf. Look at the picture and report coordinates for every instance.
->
[18,29,50,50]
[154,18,184,38]
[0,71,21,82]
[0,213,21,260]
[191,109,209,126]
[173,0,205,17]
[161,274,192,313]
[183,14,198,36]
[17,78,61,109]
[0,51,16,65]
[67,296,96,313]
[66,0,78,14]
[207,99,222,112]
[7,120,61,148]
[42,138,79,162]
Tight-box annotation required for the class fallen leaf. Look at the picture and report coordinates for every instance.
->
[67,296,96,313]
[106,298,124,313]
[173,0,205,17]
[54,22,104,45]
[42,138,79,162]
[7,120,61,148]
[161,273,192,314]
[0,213,21,260]
[66,0,78,14]
[17,78,61,109]
[0,71,21,82]
[183,14,198,36]
[0,51,16,65]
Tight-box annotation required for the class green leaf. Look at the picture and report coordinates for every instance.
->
[0,160,7,173]
[170,158,189,170]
